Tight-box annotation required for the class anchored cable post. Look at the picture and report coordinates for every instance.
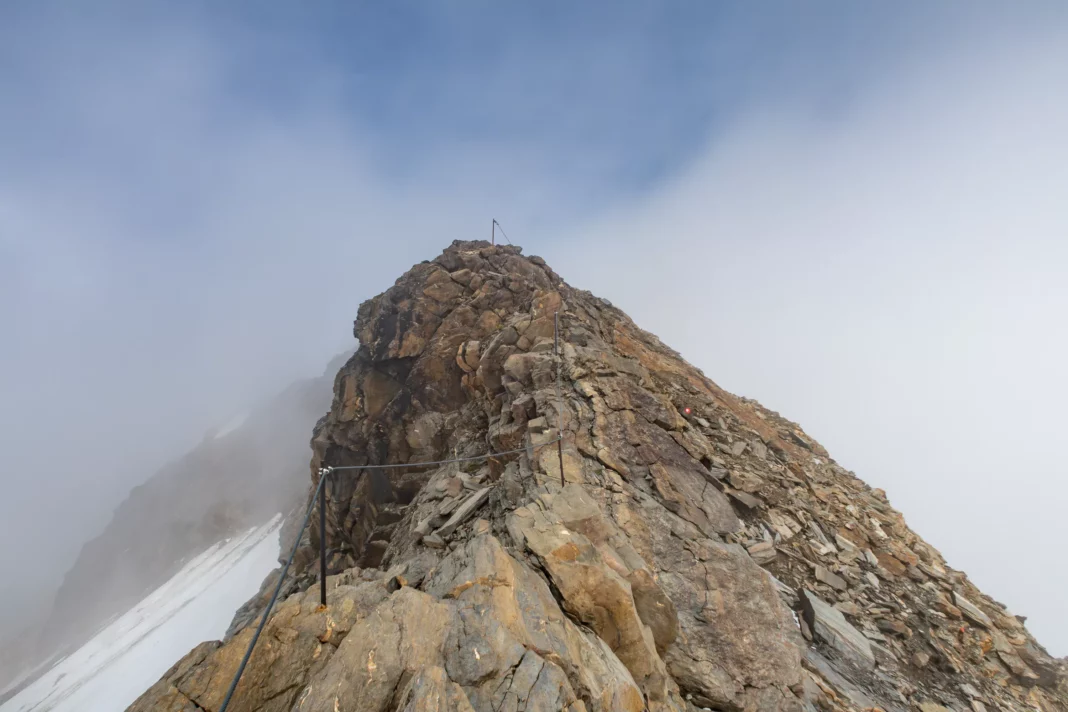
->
[218,447,559,710]
[554,312,565,488]
[318,468,328,607]
[218,469,332,712]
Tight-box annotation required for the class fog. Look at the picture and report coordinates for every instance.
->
[553,20,1068,651]
[2,2,1066,658]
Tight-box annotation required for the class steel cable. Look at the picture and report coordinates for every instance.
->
[217,435,560,711]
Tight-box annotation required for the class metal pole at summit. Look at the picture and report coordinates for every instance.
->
[491,219,511,246]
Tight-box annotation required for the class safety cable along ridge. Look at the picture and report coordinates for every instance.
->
[217,435,562,712]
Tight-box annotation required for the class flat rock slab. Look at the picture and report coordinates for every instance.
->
[803,648,877,711]
[952,591,993,629]
[799,589,875,671]
[434,486,491,538]
[815,565,848,591]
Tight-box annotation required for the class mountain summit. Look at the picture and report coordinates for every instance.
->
[130,241,1066,712]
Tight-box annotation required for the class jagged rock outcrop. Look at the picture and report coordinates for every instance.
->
[130,241,1067,712]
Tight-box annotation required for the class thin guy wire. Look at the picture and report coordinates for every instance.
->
[217,435,559,709]
[492,219,513,245]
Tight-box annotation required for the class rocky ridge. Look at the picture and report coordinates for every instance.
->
[130,241,1066,712]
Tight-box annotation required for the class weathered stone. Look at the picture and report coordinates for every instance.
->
[834,533,858,552]
[799,589,875,671]
[297,588,453,711]
[626,568,679,654]
[728,489,763,510]
[834,601,862,617]
[876,549,908,577]
[918,703,953,712]
[661,539,804,708]
[393,666,476,712]
[801,648,877,710]
[423,535,647,712]
[747,539,777,564]
[510,501,679,704]
[650,462,740,536]
[434,487,491,538]
[423,533,446,549]
[456,340,481,373]
[815,565,848,591]
[953,591,993,629]
[877,618,911,639]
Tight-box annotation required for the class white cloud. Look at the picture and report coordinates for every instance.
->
[2,0,1067,662]
[549,20,1068,654]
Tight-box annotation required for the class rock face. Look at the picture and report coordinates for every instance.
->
[130,242,1068,712]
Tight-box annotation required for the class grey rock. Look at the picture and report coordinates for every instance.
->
[747,540,777,564]
[802,648,878,710]
[423,533,446,549]
[727,489,763,510]
[952,591,993,629]
[815,565,848,591]
[799,589,875,670]
[434,486,491,538]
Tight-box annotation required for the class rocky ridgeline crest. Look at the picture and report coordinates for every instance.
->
[130,241,1066,712]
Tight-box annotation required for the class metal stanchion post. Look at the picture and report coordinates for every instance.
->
[319,469,327,607]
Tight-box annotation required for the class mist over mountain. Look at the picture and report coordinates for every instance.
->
[3,4,1068,711]
[0,353,347,697]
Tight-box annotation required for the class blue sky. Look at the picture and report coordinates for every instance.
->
[1,2,972,208]
[2,2,1067,653]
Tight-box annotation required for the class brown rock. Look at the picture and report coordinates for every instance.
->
[875,549,908,577]
[650,462,741,536]
[918,703,954,712]
[815,565,848,591]
[425,535,647,711]
[747,539,777,564]
[662,540,804,707]
[877,618,912,639]
[799,589,875,671]
[510,499,679,704]
[626,569,679,654]
[834,601,862,617]
[953,592,994,629]
[433,487,491,538]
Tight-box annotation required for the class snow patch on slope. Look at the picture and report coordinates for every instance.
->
[1,516,282,712]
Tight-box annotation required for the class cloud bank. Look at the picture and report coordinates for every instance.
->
[1,2,1066,657]
[552,15,1068,653]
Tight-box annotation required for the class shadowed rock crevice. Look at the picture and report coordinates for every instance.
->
[130,241,1067,712]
